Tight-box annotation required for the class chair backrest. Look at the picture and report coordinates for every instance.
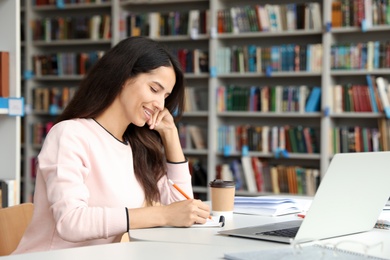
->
[0,203,34,256]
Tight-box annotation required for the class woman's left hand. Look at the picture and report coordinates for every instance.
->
[147,108,184,161]
[147,107,175,134]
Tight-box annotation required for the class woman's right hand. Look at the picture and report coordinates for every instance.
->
[163,199,210,227]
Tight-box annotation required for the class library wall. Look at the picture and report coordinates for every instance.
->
[20,0,390,202]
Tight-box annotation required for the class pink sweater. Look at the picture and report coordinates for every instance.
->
[13,118,192,254]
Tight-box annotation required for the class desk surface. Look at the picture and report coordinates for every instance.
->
[3,201,390,260]
[4,228,390,260]
[129,211,390,259]
[4,241,228,260]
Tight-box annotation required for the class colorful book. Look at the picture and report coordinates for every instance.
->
[366,75,379,112]
[376,77,390,118]
[305,87,321,112]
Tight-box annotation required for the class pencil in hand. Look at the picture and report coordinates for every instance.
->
[168,179,212,220]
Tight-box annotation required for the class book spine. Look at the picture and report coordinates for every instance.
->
[374,221,390,229]
[0,52,9,97]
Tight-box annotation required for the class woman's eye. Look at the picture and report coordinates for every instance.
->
[150,87,157,93]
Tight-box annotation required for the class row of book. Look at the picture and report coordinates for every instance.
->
[216,43,323,74]
[32,51,104,76]
[217,158,320,195]
[119,9,209,38]
[216,85,321,113]
[332,0,390,28]
[32,49,209,77]
[31,15,111,41]
[332,76,390,114]
[328,118,390,154]
[178,124,207,150]
[30,121,54,146]
[32,87,77,114]
[33,0,110,5]
[331,41,390,70]
[30,88,208,114]
[330,126,381,154]
[217,3,322,34]
[175,49,209,74]
[217,125,320,155]
[184,87,208,112]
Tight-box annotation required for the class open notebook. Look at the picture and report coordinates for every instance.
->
[219,152,390,244]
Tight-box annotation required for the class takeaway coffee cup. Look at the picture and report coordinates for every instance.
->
[209,179,236,217]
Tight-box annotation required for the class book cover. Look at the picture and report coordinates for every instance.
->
[331,1,342,27]
[256,5,269,32]
[376,77,390,118]
[241,156,257,193]
[0,52,9,97]
[287,127,298,153]
[302,127,313,154]
[371,75,384,112]
[261,126,270,152]
[270,166,280,194]
[309,3,322,30]
[285,3,297,31]
[305,87,321,112]
[251,157,263,192]
[188,125,206,149]
[230,159,245,190]
[265,4,278,31]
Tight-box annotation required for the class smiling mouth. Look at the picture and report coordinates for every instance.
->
[144,108,152,120]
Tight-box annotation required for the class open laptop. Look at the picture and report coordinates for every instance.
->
[218,151,390,244]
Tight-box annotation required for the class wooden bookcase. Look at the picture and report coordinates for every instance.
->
[20,0,390,202]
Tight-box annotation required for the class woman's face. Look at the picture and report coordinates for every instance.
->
[119,66,176,127]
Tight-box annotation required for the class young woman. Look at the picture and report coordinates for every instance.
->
[13,36,210,254]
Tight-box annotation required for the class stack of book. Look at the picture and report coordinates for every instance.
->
[233,196,309,216]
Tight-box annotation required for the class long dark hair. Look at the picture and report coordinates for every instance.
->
[56,36,185,205]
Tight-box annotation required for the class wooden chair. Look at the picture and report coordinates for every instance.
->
[0,203,34,256]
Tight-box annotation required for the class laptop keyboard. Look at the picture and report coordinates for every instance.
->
[255,226,299,238]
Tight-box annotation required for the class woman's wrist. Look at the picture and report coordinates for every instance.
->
[160,128,185,162]
[158,127,178,142]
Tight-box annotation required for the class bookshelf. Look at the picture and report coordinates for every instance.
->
[22,0,113,202]
[210,0,324,196]
[117,0,211,200]
[208,0,390,198]
[325,0,390,169]
[0,0,21,207]
[20,0,390,202]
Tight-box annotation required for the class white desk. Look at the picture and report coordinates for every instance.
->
[3,209,390,259]
[129,211,390,259]
[3,241,230,260]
